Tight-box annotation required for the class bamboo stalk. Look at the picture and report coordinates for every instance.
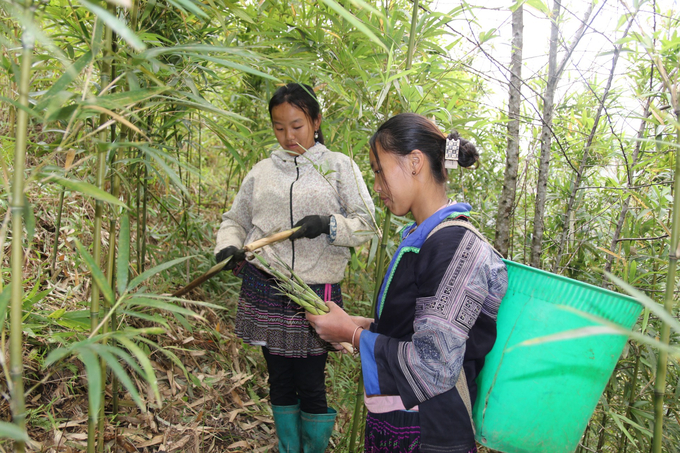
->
[88,13,112,452]
[140,157,149,271]
[50,189,65,276]
[405,0,418,69]
[171,228,300,297]
[105,76,122,441]
[652,103,680,453]
[9,2,35,451]
[135,147,143,274]
[348,211,391,452]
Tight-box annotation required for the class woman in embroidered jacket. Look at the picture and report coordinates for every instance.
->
[214,83,375,452]
[308,113,508,453]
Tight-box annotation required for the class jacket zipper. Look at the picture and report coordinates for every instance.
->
[289,156,300,270]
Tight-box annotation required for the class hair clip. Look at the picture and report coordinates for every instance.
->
[445,137,460,169]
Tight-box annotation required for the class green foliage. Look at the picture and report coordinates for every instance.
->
[1,0,680,450]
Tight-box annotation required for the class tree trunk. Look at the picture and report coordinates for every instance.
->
[494,2,523,257]
[553,14,637,273]
[529,0,561,268]
[530,0,593,268]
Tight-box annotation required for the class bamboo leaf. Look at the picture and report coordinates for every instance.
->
[75,240,115,306]
[44,347,73,366]
[162,92,250,122]
[107,0,132,7]
[118,310,170,328]
[159,296,226,311]
[516,305,680,358]
[78,348,102,417]
[138,145,190,197]
[35,51,93,112]
[187,54,279,81]
[94,342,145,379]
[82,87,170,109]
[114,336,161,405]
[515,326,625,348]
[139,44,258,59]
[166,0,209,19]
[345,0,385,17]
[22,195,35,242]
[81,105,148,139]
[94,347,144,410]
[45,174,127,208]
[0,286,10,326]
[127,256,192,291]
[0,96,40,120]
[319,0,388,51]
[117,213,130,295]
[0,422,29,442]
[605,271,680,333]
[609,409,651,439]
[126,296,202,319]
[77,0,146,51]
[58,310,91,331]
[136,336,189,378]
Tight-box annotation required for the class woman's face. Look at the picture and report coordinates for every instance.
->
[370,144,415,217]
[271,102,320,154]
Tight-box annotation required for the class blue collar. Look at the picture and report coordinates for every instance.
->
[375,203,472,318]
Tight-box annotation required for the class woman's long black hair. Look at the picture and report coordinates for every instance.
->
[268,83,324,145]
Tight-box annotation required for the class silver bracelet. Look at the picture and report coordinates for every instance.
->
[351,325,363,355]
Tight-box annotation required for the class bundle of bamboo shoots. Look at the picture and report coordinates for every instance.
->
[254,254,328,315]
[253,254,354,353]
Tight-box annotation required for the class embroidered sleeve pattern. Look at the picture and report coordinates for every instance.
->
[398,231,505,403]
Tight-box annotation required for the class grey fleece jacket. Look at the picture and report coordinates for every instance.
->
[215,142,376,284]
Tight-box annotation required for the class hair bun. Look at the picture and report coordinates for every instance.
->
[447,130,479,168]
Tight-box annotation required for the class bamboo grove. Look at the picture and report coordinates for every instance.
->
[0,0,679,451]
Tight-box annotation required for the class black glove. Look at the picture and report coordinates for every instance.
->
[215,246,246,271]
[290,215,331,240]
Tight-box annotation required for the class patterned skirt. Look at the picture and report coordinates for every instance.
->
[234,263,343,358]
[365,411,478,453]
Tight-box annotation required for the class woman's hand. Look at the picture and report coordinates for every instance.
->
[307,301,366,344]
[350,315,373,330]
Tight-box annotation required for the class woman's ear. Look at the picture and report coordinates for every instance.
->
[313,115,322,132]
[410,149,425,175]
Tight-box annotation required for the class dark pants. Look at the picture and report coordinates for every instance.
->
[263,347,328,414]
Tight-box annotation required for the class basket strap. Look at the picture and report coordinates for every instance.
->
[426,218,502,435]
[427,219,503,259]
[455,368,476,435]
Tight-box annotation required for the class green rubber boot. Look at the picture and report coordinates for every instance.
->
[300,408,337,453]
[272,403,301,453]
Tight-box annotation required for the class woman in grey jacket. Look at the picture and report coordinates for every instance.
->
[215,83,375,452]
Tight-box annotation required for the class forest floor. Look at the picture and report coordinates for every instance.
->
[0,182,311,452]
[1,283,363,452]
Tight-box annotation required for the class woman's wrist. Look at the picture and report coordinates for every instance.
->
[351,325,364,354]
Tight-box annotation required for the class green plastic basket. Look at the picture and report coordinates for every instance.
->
[473,260,642,453]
